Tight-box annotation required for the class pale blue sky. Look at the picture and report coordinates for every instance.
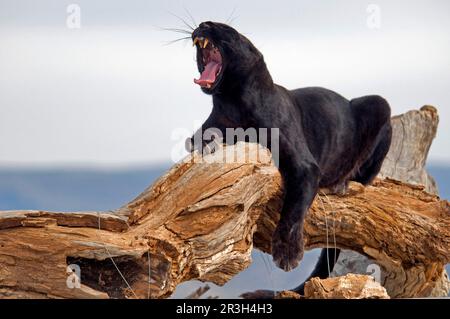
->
[0,0,449,167]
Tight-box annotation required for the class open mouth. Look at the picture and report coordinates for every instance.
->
[193,37,223,89]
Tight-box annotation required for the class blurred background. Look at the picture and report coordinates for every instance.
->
[0,0,449,298]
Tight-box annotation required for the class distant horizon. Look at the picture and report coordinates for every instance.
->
[0,158,448,171]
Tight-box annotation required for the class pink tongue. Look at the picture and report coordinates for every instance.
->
[194,61,221,87]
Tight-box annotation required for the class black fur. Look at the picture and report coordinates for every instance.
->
[187,22,392,276]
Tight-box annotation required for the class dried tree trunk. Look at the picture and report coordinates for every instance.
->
[0,107,448,299]
[332,105,449,297]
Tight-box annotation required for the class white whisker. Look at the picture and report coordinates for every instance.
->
[168,11,195,31]
[183,6,198,28]
[317,194,331,277]
[322,191,338,265]
[226,6,238,25]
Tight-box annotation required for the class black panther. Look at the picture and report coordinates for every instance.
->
[186,21,392,294]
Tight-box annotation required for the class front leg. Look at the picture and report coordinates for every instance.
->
[185,112,227,155]
[272,145,320,271]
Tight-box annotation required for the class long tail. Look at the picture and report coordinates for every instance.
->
[292,247,341,295]
[240,248,341,299]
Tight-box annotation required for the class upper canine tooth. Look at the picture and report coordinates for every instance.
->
[193,37,199,46]
[203,38,209,48]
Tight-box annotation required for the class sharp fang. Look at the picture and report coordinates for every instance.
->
[193,37,199,46]
[203,38,209,49]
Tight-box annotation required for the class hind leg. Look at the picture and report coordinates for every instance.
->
[324,95,392,194]
[350,95,392,185]
[353,122,392,185]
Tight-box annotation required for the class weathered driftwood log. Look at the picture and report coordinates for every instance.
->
[332,105,450,297]
[0,107,448,299]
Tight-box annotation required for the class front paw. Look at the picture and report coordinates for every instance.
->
[272,223,304,271]
[185,137,220,156]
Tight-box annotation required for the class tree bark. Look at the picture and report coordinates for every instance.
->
[0,107,448,299]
